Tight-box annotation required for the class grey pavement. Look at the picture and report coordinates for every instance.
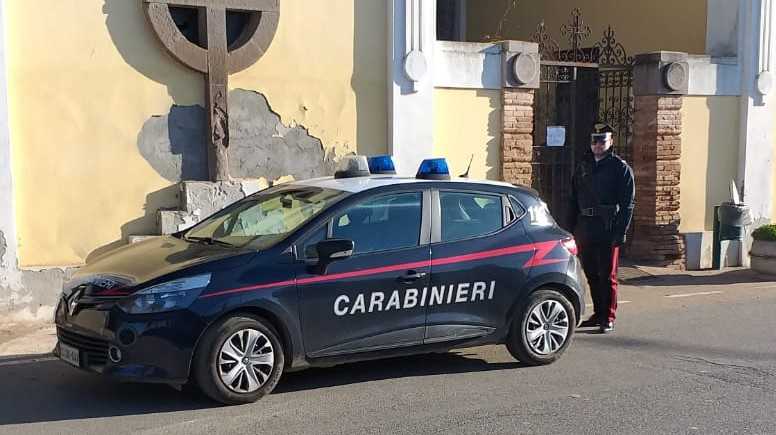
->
[0,268,775,435]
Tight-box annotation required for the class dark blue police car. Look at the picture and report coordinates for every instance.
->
[54,156,586,405]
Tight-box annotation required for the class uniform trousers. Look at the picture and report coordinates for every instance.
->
[578,242,620,323]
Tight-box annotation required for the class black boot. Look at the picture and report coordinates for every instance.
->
[579,317,599,328]
[600,321,614,334]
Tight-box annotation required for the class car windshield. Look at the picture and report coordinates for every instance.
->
[183,185,346,249]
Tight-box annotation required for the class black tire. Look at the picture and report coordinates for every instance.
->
[193,315,285,405]
[506,289,576,366]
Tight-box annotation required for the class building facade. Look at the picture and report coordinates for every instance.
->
[0,0,775,317]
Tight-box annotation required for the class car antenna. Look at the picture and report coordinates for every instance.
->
[459,154,474,178]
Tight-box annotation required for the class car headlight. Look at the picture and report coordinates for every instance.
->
[118,274,211,314]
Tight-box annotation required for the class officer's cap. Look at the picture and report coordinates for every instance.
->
[592,123,614,142]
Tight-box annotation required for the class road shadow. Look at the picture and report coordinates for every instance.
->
[275,351,526,394]
[575,334,776,363]
[0,350,526,425]
[0,357,213,425]
[623,268,776,287]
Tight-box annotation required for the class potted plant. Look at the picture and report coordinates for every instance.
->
[750,224,776,275]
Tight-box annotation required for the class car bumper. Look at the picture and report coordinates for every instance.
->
[53,300,207,384]
[566,256,588,324]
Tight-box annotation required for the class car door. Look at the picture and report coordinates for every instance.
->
[425,189,532,343]
[297,190,432,358]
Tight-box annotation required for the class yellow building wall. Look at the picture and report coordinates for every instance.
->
[7,1,386,267]
[680,96,739,233]
[771,113,776,223]
[467,0,707,55]
[433,88,502,180]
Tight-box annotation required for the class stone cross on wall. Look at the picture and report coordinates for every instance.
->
[143,0,280,181]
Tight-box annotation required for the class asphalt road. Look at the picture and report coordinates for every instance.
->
[1,269,775,435]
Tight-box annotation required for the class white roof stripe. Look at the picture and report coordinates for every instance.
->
[292,176,515,193]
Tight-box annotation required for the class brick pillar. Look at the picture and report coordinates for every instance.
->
[628,51,689,268]
[501,88,534,186]
[629,95,685,267]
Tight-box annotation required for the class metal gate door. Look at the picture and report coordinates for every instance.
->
[532,63,598,229]
[530,9,634,231]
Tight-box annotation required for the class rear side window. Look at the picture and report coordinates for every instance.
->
[333,192,422,254]
[440,192,503,242]
[507,196,527,224]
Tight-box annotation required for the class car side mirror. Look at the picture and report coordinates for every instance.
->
[312,239,354,274]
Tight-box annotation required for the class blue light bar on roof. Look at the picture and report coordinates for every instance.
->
[367,155,396,175]
[416,158,451,180]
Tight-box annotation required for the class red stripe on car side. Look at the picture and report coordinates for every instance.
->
[296,259,434,286]
[201,259,432,299]
[199,240,563,299]
[199,278,298,299]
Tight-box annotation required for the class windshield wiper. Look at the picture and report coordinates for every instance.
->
[184,236,238,248]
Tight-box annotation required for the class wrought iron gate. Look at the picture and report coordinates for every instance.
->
[530,9,634,230]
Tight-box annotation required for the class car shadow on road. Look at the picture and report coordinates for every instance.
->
[0,356,214,426]
[0,350,526,425]
[275,351,526,394]
[623,268,776,287]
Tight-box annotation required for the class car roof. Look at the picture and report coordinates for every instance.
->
[291,175,521,194]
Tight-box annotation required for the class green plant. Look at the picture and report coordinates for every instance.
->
[752,224,776,241]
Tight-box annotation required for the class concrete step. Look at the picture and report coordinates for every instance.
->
[155,179,270,235]
[157,210,197,235]
[179,180,266,215]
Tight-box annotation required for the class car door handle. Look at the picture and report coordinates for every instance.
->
[398,270,427,283]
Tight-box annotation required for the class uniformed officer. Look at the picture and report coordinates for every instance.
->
[567,124,635,333]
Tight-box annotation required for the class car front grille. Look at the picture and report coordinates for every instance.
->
[57,327,109,367]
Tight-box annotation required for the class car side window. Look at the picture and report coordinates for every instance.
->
[332,192,422,255]
[507,196,527,223]
[301,225,328,259]
[440,192,503,242]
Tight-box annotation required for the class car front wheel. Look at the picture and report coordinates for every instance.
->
[506,289,576,365]
[193,315,285,405]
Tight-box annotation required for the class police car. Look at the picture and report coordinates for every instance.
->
[54,156,586,405]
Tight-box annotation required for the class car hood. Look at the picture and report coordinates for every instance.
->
[67,236,254,293]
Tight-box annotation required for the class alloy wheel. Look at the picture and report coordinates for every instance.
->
[525,299,569,355]
[217,328,275,393]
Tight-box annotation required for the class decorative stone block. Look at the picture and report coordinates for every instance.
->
[501,41,540,89]
[633,51,689,96]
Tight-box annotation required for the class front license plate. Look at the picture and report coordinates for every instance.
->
[59,342,80,367]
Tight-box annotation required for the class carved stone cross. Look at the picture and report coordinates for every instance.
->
[144,0,280,181]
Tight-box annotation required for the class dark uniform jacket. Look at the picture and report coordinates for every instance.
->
[567,150,635,246]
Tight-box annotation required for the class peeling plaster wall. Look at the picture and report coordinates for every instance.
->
[0,231,6,267]
[138,90,337,182]
[0,0,25,316]
[229,90,337,180]
[7,0,387,268]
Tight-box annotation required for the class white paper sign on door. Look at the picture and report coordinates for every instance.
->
[546,126,566,147]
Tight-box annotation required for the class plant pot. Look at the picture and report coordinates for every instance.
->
[750,239,776,275]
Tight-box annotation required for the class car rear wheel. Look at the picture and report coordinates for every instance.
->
[193,315,284,405]
[506,289,576,365]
